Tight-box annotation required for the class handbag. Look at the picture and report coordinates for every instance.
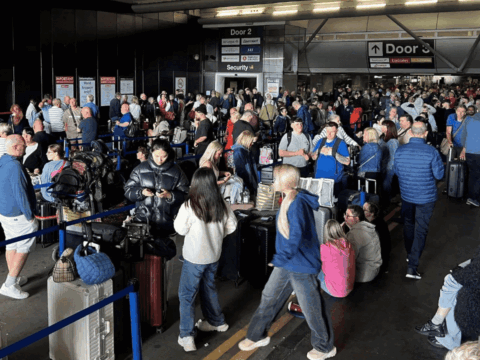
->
[440,119,466,155]
[165,111,176,121]
[51,248,77,283]
[298,177,336,207]
[74,242,115,285]
[256,183,281,211]
[259,146,274,165]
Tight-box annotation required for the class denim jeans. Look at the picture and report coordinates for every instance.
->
[436,274,463,350]
[317,271,333,297]
[246,267,335,353]
[178,260,225,338]
[466,153,480,202]
[402,200,436,270]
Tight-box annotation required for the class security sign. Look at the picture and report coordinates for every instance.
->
[219,26,263,72]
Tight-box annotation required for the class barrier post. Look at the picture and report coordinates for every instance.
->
[59,222,66,255]
[123,140,127,157]
[186,144,189,154]
[360,186,366,206]
[117,151,122,171]
[128,279,143,360]
[64,139,69,159]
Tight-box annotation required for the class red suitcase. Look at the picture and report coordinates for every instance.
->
[134,254,167,333]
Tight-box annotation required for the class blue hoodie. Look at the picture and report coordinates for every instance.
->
[0,155,36,220]
[271,190,321,274]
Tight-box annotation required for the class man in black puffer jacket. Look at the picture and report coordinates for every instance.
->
[124,139,189,236]
[414,245,480,350]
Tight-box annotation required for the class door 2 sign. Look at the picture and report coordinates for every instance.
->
[368,40,435,69]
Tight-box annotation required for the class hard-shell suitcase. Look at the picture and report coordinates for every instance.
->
[313,206,336,245]
[218,210,253,287]
[447,149,466,198]
[48,277,114,360]
[337,178,380,220]
[37,200,57,247]
[134,254,167,332]
[242,217,276,288]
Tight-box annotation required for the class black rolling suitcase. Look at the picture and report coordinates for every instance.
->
[218,210,253,287]
[337,178,380,220]
[242,216,276,288]
[447,148,466,198]
[37,200,57,247]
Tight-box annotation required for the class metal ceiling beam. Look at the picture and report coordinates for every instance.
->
[132,0,300,14]
[197,2,480,25]
[458,32,480,72]
[386,14,459,73]
[299,18,328,55]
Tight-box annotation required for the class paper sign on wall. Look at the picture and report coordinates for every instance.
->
[79,77,96,107]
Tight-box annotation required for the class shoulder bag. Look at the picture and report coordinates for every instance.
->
[440,120,466,155]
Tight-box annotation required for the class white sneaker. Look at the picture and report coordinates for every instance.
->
[0,283,29,299]
[307,346,337,360]
[196,319,229,332]
[178,336,196,352]
[17,276,28,287]
[238,337,270,351]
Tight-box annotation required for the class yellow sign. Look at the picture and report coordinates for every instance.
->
[411,58,432,63]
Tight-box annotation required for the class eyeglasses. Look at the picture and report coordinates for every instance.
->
[344,213,357,219]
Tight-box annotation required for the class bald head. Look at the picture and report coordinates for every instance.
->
[6,134,26,157]
[411,121,428,137]
[81,107,92,119]
[121,103,130,114]
[33,119,44,132]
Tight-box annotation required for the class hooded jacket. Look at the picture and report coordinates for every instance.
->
[271,190,321,275]
[346,221,382,283]
[296,105,315,134]
[124,157,189,235]
[232,143,258,193]
[0,155,36,220]
[394,137,444,204]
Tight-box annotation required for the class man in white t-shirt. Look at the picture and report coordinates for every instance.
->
[278,117,312,177]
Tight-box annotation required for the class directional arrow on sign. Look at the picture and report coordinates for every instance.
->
[369,42,383,57]
[372,45,380,54]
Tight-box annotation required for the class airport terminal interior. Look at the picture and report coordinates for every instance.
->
[1,0,480,359]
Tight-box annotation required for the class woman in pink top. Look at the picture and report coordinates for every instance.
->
[319,219,356,298]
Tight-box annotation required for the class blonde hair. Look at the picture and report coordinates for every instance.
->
[445,341,480,360]
[236,130,255,149]
[364,127,379,143]
[131,96,139,105]
[274,165,300,239]
[324,219,348,247]
[199,140,223,168]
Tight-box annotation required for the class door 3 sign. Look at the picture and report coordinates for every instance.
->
[368,40,435,69]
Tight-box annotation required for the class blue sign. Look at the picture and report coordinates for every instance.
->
[241,46,261,55]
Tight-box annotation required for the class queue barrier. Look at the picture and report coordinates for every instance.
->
[0,202,141,359]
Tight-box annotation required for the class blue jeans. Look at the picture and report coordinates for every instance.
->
[246,267,335,353]
[466,153,480,202]
[436,274,463,350]
[317,271,333,297]
[402,200,436,270]
[178,260,225,338]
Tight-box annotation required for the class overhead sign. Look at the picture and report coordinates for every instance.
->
[368,40,435,69]
[219,26,263,73]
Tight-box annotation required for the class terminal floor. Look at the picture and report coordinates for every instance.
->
[0,183,478,360]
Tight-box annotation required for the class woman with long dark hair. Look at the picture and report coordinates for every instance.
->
[174,168,237,352]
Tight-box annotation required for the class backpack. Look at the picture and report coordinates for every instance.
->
[172,127,188,144]
[48,167,86,209]
[90,139,109,154]
[125,118,140,137]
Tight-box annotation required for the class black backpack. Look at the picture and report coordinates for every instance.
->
[125,118,140,137]
[90,139,109,154]
[48,167,86,207]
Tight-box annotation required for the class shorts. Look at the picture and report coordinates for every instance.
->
[0,214,38,253]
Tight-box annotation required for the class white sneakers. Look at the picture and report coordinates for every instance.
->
[307,346,337,360]
[178,336,196,352]
[0,283,29,299]
[196,319,229,332]
[238,337,271,351]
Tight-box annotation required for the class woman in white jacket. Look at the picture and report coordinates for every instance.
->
[175,167,237,353]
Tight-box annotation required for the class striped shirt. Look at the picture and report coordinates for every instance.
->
[49,107,65,133]
[0,138,5,158]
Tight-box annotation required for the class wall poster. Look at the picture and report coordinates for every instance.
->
[55,76,74,100]
[79,77,96,107]
[100,77,116,107]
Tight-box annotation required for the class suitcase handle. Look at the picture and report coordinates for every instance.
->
[83,241,100,253]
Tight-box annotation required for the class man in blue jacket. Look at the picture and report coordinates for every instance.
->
[336,98,353,132]
[109,92,122,122]
[394,122,444,280]
[293,101,314,135]
[0,135,38,299]
[459,112,480,207]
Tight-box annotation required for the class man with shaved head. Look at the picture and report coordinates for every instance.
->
[113,103,133,140]
[0,135,38,299]
[77,107,98,151]
[394,121,444,280]
[32,119,53,151]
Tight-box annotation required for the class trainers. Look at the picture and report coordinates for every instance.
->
[406,268,421,280]
[238,337,270,351]
[466,198,480,207]
[178,336,196,352]
[427,336,446,349]
[414,320,446,337]
[196,319,229,332]
[287,301,303,314]
[307,347,337,360]
[17,276,28,287]
[0,283,29,299]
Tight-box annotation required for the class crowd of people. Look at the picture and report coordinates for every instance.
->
[0,79,479,359]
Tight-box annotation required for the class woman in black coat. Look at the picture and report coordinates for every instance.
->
[22,127,47,174]
[124,139,189,236]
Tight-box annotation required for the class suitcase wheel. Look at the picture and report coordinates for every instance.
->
[156,326,165,334]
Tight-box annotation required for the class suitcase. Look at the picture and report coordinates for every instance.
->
[218,210,253,287]
[48,277,115,360]
[313,206,336,245]
[242,217,276,288]
[447,149,466,198]
[134,254,167,332]
[37,200,57,247]
[337,178,380,220]
[260,165,275,184]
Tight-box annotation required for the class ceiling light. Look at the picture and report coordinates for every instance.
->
[217,10,239,17]
[273,9,298,15]
[313,6,341,11]
[241,8,265,14]
[356,3,386,8]
[405,0,437,4]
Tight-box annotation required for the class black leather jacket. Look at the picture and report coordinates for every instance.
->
[124,157,189,235]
